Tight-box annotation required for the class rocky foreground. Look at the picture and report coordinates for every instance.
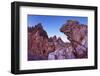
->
[28,20,88,60]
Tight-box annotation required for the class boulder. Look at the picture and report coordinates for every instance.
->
[60,20,88,58]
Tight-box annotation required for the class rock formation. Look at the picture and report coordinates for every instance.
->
[28,23,65,60]
[28,20,88,60]
[28,23,49,60]
[60,20,88,58]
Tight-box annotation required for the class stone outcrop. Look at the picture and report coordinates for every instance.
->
[28,23,65,60]
[28,20,88,60]
[28,23,49,60]
[60,20,88,58]
[48,44,76,60]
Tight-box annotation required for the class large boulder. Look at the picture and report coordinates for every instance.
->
[60,20,88,58]
[48,45,76,60]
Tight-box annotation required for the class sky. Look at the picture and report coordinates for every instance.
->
[28,15,88,42]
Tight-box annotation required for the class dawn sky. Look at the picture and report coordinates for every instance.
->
[28,15,88,42]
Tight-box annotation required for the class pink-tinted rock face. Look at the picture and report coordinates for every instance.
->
[28,20,88,60]
[60,20,88,58]
[28,23,65,60]
[28,23,49,59]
